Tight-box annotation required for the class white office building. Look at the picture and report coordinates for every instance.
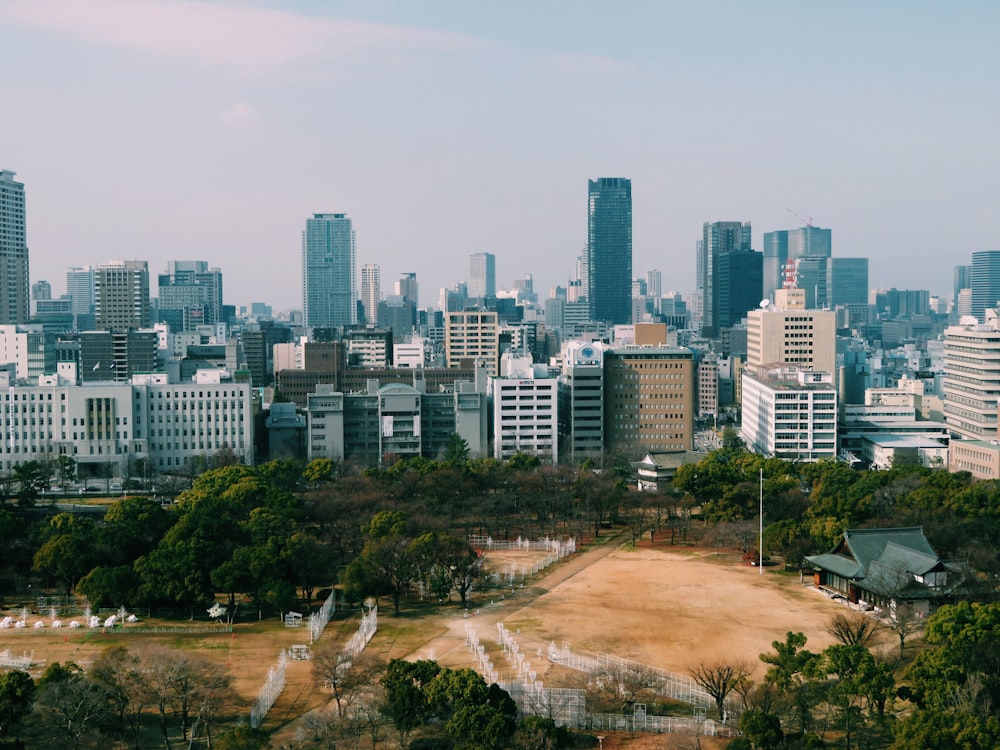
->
[492,353,558,464]
[741,365,838,461]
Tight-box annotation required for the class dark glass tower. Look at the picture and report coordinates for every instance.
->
[587,178,632,325]
[971,251,1000,322]
[698,221,751,337]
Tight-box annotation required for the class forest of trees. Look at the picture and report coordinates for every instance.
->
[3,441,1000,746]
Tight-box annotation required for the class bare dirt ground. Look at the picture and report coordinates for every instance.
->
[1,530,854,748]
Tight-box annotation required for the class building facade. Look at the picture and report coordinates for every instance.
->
[587,178,632,325]
[745,289,837,377]
[0,171,29,325]
[740,365,838,461]
[360,263,380,324]
[971,250,1000,322]
[444,310,499,376]
[157,260,224,329]
[94,261,151,331]
[603,345,694,454]
[302,213,356,329]
[469,252,496,300]
[558,341,605,462]
[698,221,752,337]
[492,354,558,464]
[942,314,1000,441]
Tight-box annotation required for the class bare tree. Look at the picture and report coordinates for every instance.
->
[884,601,924,657]
[584,659,667,714]
[690,660,752,721]
[90,645,150,748]
[312,647,386,720]
[827,613,882,648]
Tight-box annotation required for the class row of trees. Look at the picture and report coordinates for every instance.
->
[0,645,262,750]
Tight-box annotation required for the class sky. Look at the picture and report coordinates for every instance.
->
[2,0,999,312]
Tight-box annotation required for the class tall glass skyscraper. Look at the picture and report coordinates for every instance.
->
[302,213,356,329]
[469,252,496,300]
[828,258,868,307]
[762,230,788,302]
[698,220,752,336]
[587,178,632,325]
[971,250,1000,322]
[0,171,29,324]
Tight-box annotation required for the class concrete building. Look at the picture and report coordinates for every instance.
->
[360,263,380,324]
[0,369,252,475]
[66,266,95,319]
[492,353,558,464]
[942,312,1000,441]
[746,289,837,377]
[157,261,224,330]
[697,355,719,418]
[558,341,605,462]
[741,365,838,461]
[604,345,695,454]
[469,252,496,301]
[445,310,499,376]
[94,261,151,331]
[950,440,1000,480]
[346,329,393,368]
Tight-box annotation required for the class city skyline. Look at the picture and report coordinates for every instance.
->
[3,1,999,308]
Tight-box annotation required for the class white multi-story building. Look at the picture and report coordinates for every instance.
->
[0,369,253,475]
[943,311,1000,441]
[741,365,838,461]
[492,353,558,464]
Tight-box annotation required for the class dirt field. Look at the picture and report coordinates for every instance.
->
[402,537,845,681]
[0,531,856,747]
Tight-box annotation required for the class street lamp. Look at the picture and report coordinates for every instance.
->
[758,468,764,576]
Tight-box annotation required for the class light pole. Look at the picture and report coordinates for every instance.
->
[759,468,764,575]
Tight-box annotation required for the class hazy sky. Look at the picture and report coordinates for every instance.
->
[3,0,998,311]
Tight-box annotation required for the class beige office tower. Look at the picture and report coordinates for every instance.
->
[746,288,836,377]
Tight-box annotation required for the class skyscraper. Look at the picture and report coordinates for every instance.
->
[971,251,1000,322]
[787,226,832,261]
[94,261,151,331]
[360,264,380,324]
[302,213,356,329]
[698,221,752,337]
[395,272,418,307]
[0,171,29,324]
[157,260,224,330]
[762,230,788,303]
[469,252,496,301]
[954,264,971,310]
[828,258,869,307]
[587,178,632,325]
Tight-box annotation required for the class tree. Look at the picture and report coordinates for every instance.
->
[690,660,752,721]
[0,669,35,739]
[24,663,114,750]
[759,631,819,734]
[827,612,881,648]
[381,659,441,746]
[312,645,385,719]
[808,643,893,750]
[737,709,784,750]
[215,725,272,750]
[90,645,148,747]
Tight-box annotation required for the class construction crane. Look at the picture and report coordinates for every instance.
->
[786,209,813,228]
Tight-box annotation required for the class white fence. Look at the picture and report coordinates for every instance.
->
[547,642,719,710]
[249,649,288,729]
[308,590,337,644]
[343,606,378,658]
[469,536,576,555]
[464,622,587,728]
[591,711,732,737]
[0,649,36,670]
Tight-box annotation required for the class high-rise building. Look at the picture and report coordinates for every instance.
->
[493,354,558,464]
[31,280,51,301]
[360,264,381,324]
[787,226,832,261]
[395,272,418,307]
[0,171,29,324]
[954,264,971,314]
[587,178,632,325]
[741,366,838,461]
[746,289,837,377]
[157,260,224,330]
[302,213,356,329]
[645,269,662,299]
[603,344,694,453]
[444,311,499,376]
[762,230,788,303]
[794,256,828,309]
[94,260,151,331]
[828,258,869,307]
[971,251,1000,322]
[697,221,752,337]
[558,341,605,461]
[469,252,496,301]
[942,313,1000,440]
[66,266,95,317]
